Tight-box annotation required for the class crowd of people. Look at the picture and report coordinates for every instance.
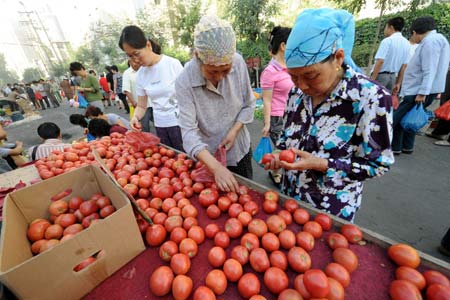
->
[1,9,449,253]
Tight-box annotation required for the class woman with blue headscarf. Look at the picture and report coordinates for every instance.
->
[265,8,394,222]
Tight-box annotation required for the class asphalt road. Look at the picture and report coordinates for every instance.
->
[4,101,450,263]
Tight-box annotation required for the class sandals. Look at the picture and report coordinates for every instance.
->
[435,140,450,146]
[268,172,282,188]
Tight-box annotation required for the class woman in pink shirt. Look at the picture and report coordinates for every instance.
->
[260,26,293,185]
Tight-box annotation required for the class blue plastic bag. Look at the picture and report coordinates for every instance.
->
[253,137,273,165]
[77,92,88,109]
[400,103,429,133]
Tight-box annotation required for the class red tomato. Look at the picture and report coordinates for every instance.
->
[40,239,59,253]
[296,231,315,252]
[172,274,193,300]
[31,240,47,254]
[388,244,420,268]
[238,273,261,299]
[266,215,286,234]
[237,211,252,226]
[183,217,198,231]
[181,205,198,219]
[193,286,216,300]
[261,232,280,252]
[188,226,205,244]
[389,280,423,300]
[248,219,268,237]
[303,221,323,238]
[182,186,194,198]
[249,248,270,273]
[264,190,279,202]
[314,213,332,231]
[179,238,198,258]
[244,200,259,216]
[225,218,243,239]
[170,227,187,245]
[423,270,450,287]
[49,200,69,216]
[56,213,77,228]
[261,153,275,164]
[205,269,227,295]
[218,196,232,212]
[332,248,358,273]
[303,269,330,298]
[208,246,226,268]
[136,198,150,210]
[279,149,295,163]
[214,231,230,248]
[426,284,450,300]
[44,224,63,240]
[249,295,267,300]
[192,182,204,194]
[145,224,167,247]
[294,274,312,299]
[231,245,249,265]
[151,184,174,199]
[159,240,178,262]
[224,258,243,282]
[325,262,351,288]
[170,253,191,275]
[395,266,426,290]
[277,210,293,225]
[262,200,278,214]
[288,247,311,273]
[284,199,299,213]
[327,232,349,250]
[206,204,221,219]
[278,289,302,300]
[27,220,51,242]
[63,223,83,236]
[340,224,363,244]
[73,256,96,272]
[177,198,191,209]
[269,250,288,270]
[293,208,310,225]
[205,223,220,239]
[240,233,260,252]
[165,216,183,233]
[149,266,174,297]
[239,194,252,205]
[279,229,296,250]
[228,203,244,218]
[264,267,288,294]
[327,277,345,300]
[168,207,181,217]
[68,196,84,210]
[238,185,249,195]
[153,212,168,225]
[198,188,219,207]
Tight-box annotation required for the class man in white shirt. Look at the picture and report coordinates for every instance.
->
[122,59,141,121]
[371,17,410,92]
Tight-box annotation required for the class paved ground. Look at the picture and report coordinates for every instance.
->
[4,101,450,263]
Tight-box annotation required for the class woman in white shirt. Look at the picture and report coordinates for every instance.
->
[119,25,184,151]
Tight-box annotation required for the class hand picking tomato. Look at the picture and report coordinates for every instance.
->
[279,149,296,163]
[261,153,275,164]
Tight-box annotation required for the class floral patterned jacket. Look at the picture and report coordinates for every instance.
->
[278,65,394,221]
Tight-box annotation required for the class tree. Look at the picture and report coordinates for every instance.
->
[0,53,19,86]
[174,0,203,47]
[49,63,69,79]
[22,68,42,83]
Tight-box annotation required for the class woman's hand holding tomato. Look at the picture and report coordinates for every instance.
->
[279,148,328,172]
[213,164,240,193]
[130,116,143,132]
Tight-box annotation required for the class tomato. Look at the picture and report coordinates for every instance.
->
[423,270,450,287]
[266,215,286,234]
[153,212,168,225]
[168,207,181,217]
[181,204,198,219]
[217,196,231,212]
[183,217,198,231]
[206,269,227,295]
[325,262,351,288]
[279,229,296,250]
[222,258,242,282]
[238,273,261,299]
[231,245,249,265]
[162,198,177,213]
[277,210,293,225]
[238,185,249,195]
[188,226,205,244]
[182,186,194,198]
[149,266,174,297]
[68,196,84,210]
[279,149,295,163]
[249,248,270,273]
[426,284,450,300]
[288,246,311,273]
[264,267,288,294]
[73,256,96,272]
[303,269,329,298]
[79,200,98,216]
[214,231,230,248]
[27,220,51,242]
[170,253,191,275]
[248,219,268,237]
[205,223,220,239]
[239,194,252,205]
[170,227,187,245]
[276,290,304,300]
[31,239,47,254]
[327,232,349,250]
[327,277,345,300]
[340,224,363,244]
[172,274,193,300]
[244,200,259,216]
[45,224,63,239]
[388,244,420,268]
[295,231,314,252]
[63,223,83,236]
[56,213,77,228]
[262,200,278,214]
[49,200,69,216]
[395,266,426,290]
[177,198,191,209]
[179,238,198,258]
[314,213,332,231]
[261,232,280,252]
[198,188,219,207]
[136,198,150,210]
[159,240,178,262]
[249,296,267,300]
[206,204,221,219]
[193,286,216,300]
[303,221,323,238]
[145,224,167,247]
[269,250,288,270]
[332,248,358,273]
[293,208,310,225]
[222,218,242,239]
[226,192,239,203]
[240,233,260,252]
[261,153,275,164]
[192,182,204,193]
[208,246,226,268]
[228,203,244,218]
[237,211,252,226]
[294,274,312,300]
[389,280,423,300]
[264,190,279,202]
[283,199,299,213]
[152,184,174,199]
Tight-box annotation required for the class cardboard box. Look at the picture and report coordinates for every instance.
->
[0,165,40,189]
[0,165,146,300]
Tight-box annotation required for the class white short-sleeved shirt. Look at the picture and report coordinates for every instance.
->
[123,67,152,108]
[374,32,410,74]
[136,55,183,127]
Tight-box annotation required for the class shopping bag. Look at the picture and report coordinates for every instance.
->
[434,100,450,121]
[392,95,399,110]
[125,131,160,151]
[400,103,429,133]
[253,137,273,165]
[191,146,226,183]
[77,92,88,109]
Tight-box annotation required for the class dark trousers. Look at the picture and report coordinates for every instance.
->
[118,93,130,113]
[41,96,51,109]
[227,149,253,180]
[392,94,436,151]
[48,93,60,107]
[141,107,154,133]
[442,228,450,249]
[155,125,184,152]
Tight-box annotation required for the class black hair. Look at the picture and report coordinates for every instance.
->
[69,62,85,72]
[100,74,105,77]
[37,122,60,139]
[88,69,96,75]
[69,114,88,128]
[410,16,435,34]
[105,66,112,72]
[387,17,405,32]
[88,118,111,138]
[85,105,103,118]
[110,65,118,72]
[268,26,292,55]
[118,25,162,54]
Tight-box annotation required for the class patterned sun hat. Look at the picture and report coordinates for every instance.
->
[194,15,236,66]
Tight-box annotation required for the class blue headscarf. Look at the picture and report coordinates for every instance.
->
[285,8,360,71]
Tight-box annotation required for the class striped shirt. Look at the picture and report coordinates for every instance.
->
[28,139,71,160]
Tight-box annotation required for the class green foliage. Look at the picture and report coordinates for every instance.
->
[0,53,19,86]
[49,63,70,79]
[236,39,271,66]
[174,0,203,47]
[254,107,264,120]
[22,68,42,83]
[164,47,191,65]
